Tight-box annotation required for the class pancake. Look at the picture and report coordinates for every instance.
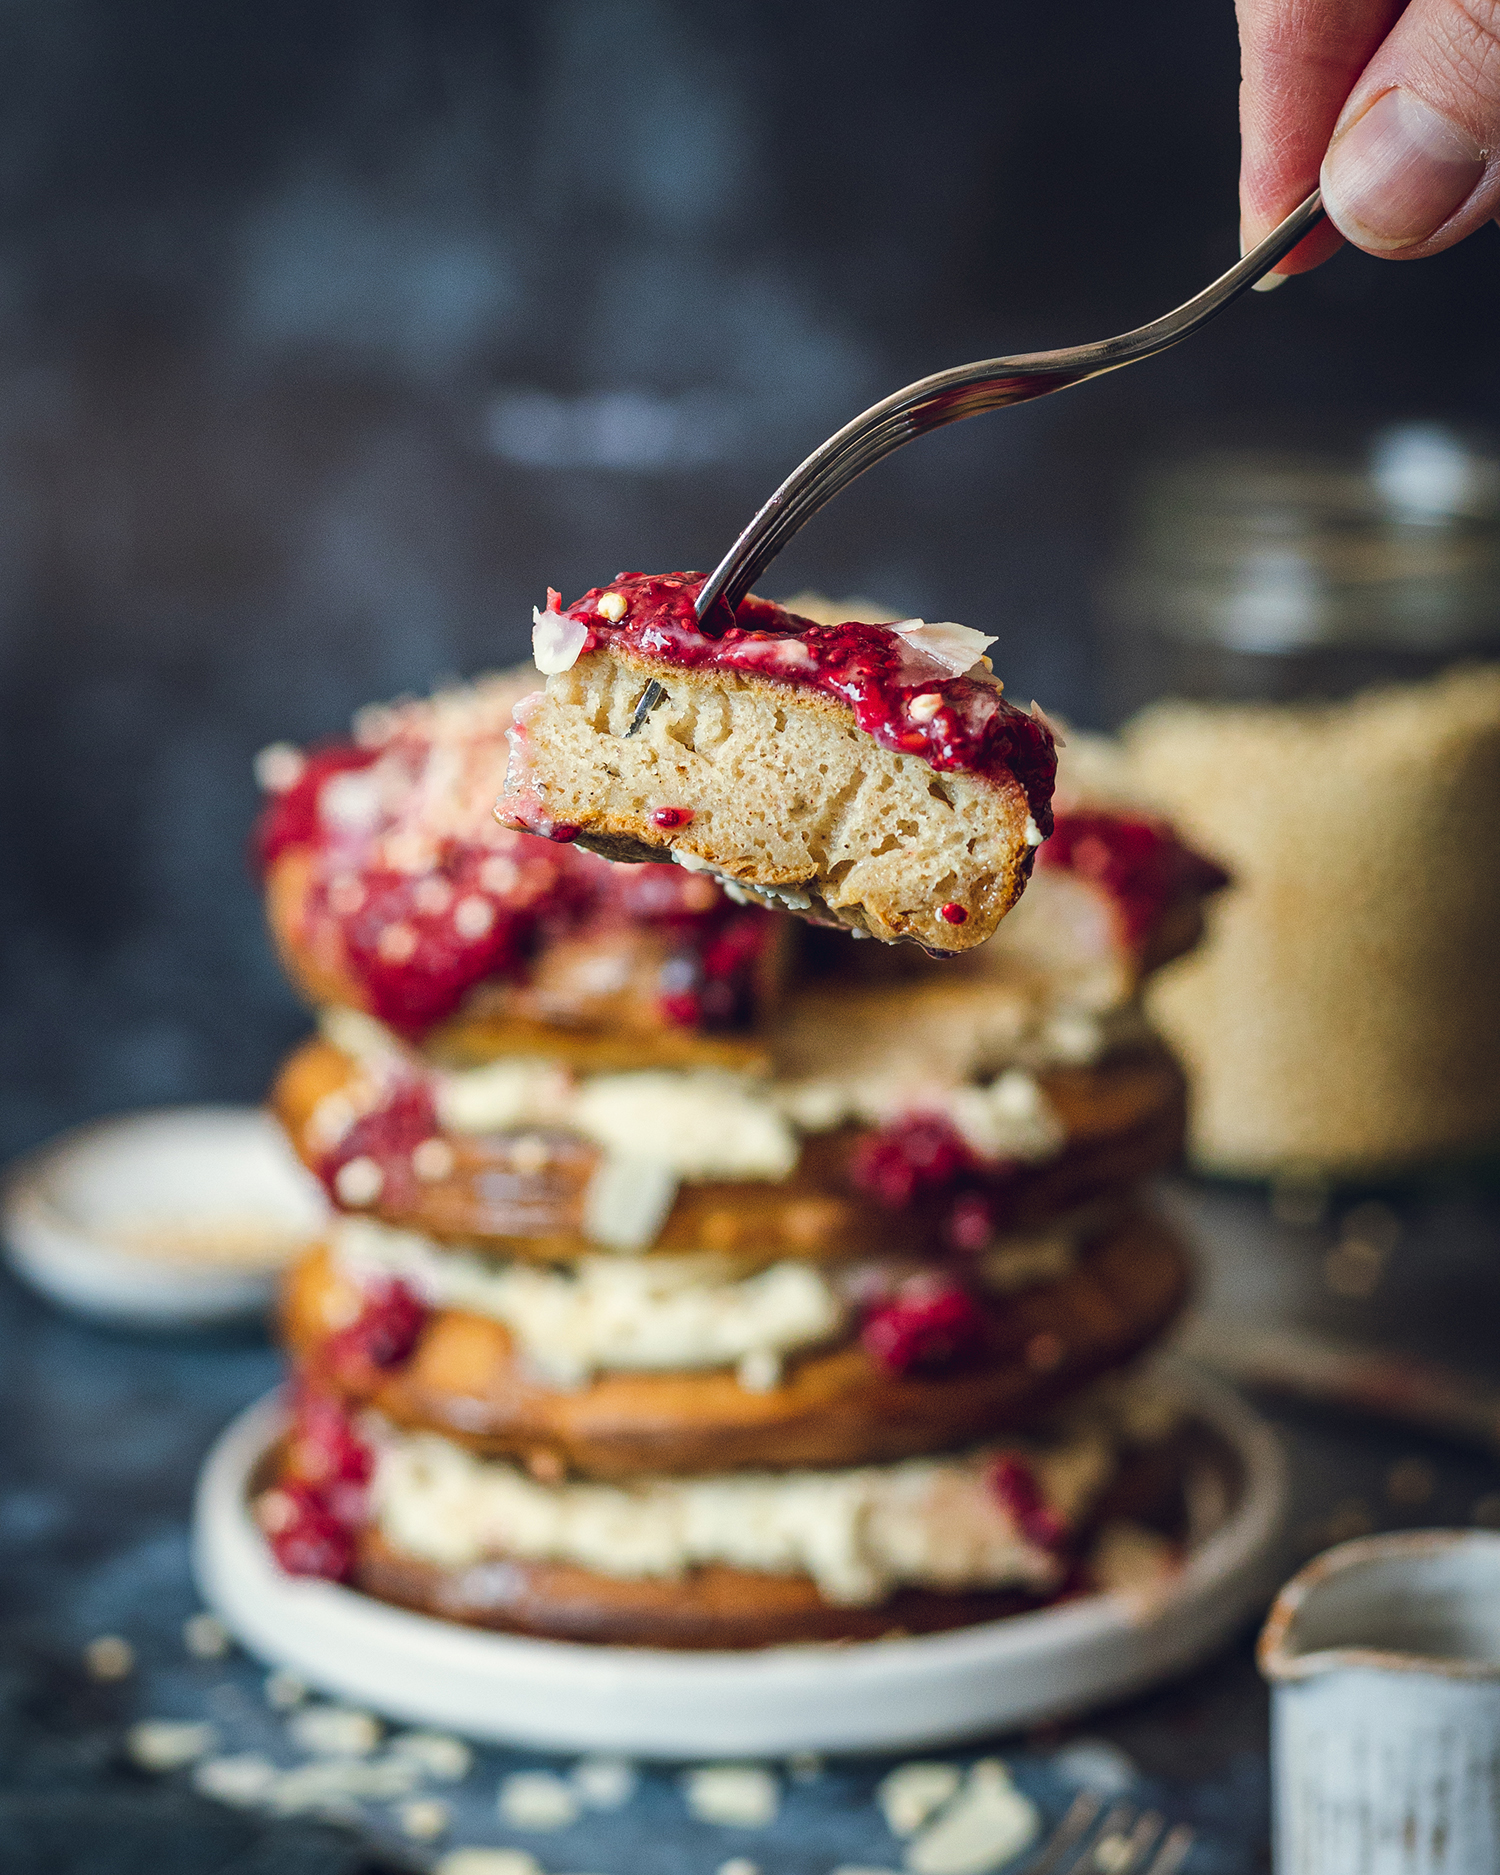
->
[266,845,780,1074]
[353,1529,1053,1648]
[799,822,1224,1009]
[271,1035,1186,1266]
[280,1210,1192,1479]
[262,1404,1205,1650]
[501,576,1058,952]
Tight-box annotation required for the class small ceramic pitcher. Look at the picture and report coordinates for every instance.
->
[1259,1530,1500,1874]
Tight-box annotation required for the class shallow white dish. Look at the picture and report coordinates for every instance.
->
[194,1363,1286,1757]
[3,1106,328,1328]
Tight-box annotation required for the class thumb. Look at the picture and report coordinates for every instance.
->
[1320,0,1500,255]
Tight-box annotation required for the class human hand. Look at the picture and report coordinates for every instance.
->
[1237,0,1498,282]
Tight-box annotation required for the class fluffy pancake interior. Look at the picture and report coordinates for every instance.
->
[503,650,1040,950]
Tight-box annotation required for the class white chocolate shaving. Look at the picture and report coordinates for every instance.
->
[532,604,590,676]
[573,1072,798,1182]
[583,1155,679,1253]
[890,618,997,676]
[253,741,305,794]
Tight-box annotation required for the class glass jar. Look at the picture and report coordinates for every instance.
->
[1104,424,1500,1183]
[1102,423,1500,722]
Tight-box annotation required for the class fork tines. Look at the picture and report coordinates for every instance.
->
[1025,1790,1195,1874]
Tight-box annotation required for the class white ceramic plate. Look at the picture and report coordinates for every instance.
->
[193,1362,1287,1757]
[3,1106,328,1328]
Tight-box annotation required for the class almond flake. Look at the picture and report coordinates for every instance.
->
[287,1703,381,1759]
[127,1720,219,1772]
[878,1763,961,1837]
[681,1765,779,1829]
[903,1760,1039,1875]
[436,1853,543,1875]
[498,1770,581,1831]
[571,1755,638,1809]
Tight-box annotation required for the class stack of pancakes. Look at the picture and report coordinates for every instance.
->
[252,662,1226,1649]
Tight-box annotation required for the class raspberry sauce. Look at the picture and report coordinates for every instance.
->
[317,1077,441,1217]
[1039,809,1229,948]
[944,1190,998,1255]
[258,1386,377,1582]
[851,1115,1029,1255]
[281,1382,374,1525]
[850,1114,981,1209]
[253,706,776,1040]
[988,1453,1068,1549]
[861,1275,991,1375]
[320,1278,428,1387]
[254,743,379,874]
[555,572,1057,829]
[258,1481,357,1582]
[324,850,568,1035]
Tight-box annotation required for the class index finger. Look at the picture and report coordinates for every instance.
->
[1237,0,1404,275]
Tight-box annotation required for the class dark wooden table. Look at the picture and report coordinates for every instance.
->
[3,1175,1497,1875]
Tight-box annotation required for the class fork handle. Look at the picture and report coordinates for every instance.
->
[696,188,1324,624]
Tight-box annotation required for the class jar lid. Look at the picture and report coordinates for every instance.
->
[1111,426,1500,654]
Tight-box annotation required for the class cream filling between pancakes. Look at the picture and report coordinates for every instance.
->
[368,1417,1115,1605]
[332,1215,843,1388]
[316,1004,1073,1251]
[319,1004,1066,1174]
[330,1214,1084,1389]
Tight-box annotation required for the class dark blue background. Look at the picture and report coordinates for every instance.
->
[1,0,1497,1150]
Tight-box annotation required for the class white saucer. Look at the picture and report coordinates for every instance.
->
[3,1106,328,1328]
[193,1363,1287,1757]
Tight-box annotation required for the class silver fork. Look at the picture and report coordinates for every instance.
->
[694,187,1324,625]
[1023,1789,1197,1874]
[622,187,1324,732]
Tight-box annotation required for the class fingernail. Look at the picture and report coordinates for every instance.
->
[1321,87,1484,250]
[1241,218,1295,288]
